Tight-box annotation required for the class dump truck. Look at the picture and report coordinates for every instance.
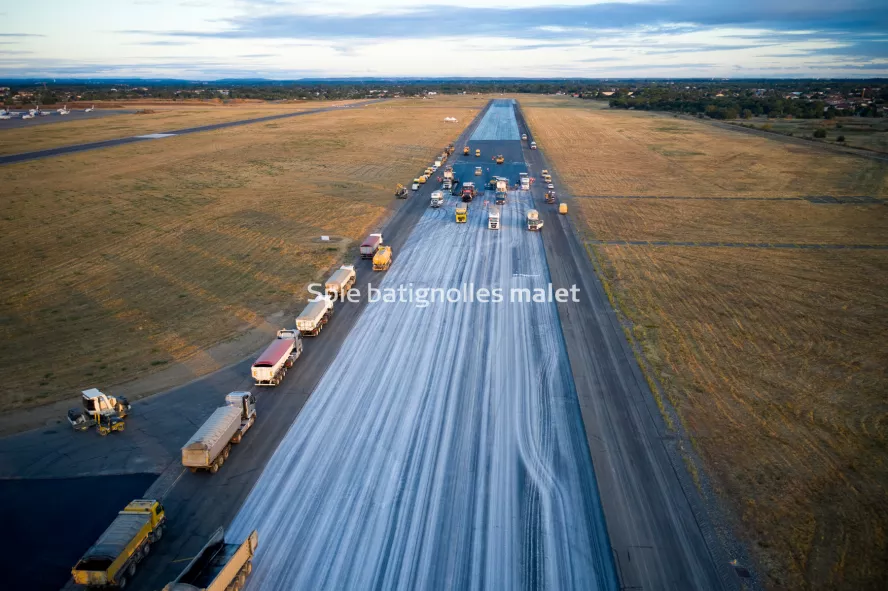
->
[530,141,537,150]
[521,133,528,140]
[461,182,477,202]
[325,265,356,298]
[163,528,258,591]
[182,392,257,473]
[251,333,302,384]
[360,233,383,258]
[72,499,166,589]
[412,179,420,190]
[495,155,504,164]
[68,388,131,435]
[527,209,544,231]
[434,159,442,168]
[463,146,470,155]
[475,149,481,157]
[296,296,334,337]
[545,190,557,204]
[373,246,393,271]
[559,203,568,214]
[447,144,455,155]
[455,205,467,223]
[488,207,500,230]
[430,190,445,208]
[419,175,428,184]
[474,166,482,176]
[520,176,530,190]
[395,184,408,198]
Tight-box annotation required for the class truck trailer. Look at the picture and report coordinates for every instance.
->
[72,499,166,589]
[163,528,258,591]
[181,392,257,473]
[527,209,544,231]
[325,265,356,299]
[489,207,500,230]
[296,296,334,337]
[360,233,383,258]
[251,334,302,384]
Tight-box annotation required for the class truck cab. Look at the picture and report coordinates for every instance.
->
[430,190,444,208]
[455,206,467,223]
[463,146,470,155]
[530,141,537,150]
[521,133,528,140]
[488,207,500,230]
[495,155,504,164]
[474,166,482,176]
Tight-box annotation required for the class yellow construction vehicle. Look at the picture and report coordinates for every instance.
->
[395,184,408,198]
[559,203,568,215]
[96,414,126,436]
[495,155,504,164]
[373,246,393,271]
[463,146,470,155]
[419,175,427,184]
[475,149,481,157]
[455,206,467,223]
[72,500,166,589]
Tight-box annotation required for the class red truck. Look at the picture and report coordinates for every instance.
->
[360,233,383,259]
[461,182,477,203]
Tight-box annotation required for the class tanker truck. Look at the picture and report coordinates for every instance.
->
[181,392,257,474]
[527,209,544,231]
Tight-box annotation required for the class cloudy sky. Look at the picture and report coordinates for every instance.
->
[2,0,887,79]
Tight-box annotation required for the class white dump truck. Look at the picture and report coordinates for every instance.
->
[530,141,537,150]
[527,209,544,231]
[251,333,302,386]
[489,207,500,230]
[163,528,258,591]
[181,392,257,474]
[430,190,445,208]
[325,265,356,299]
[296,295,334,337]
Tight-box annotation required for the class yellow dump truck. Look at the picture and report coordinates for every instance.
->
[373,246,393,271]
[475,149,481,157]
[559,203,568,215]
[72,499,166,589]
[163,528,258,591]
[455,206,467,223]
[495,155,504,164]
[419,175,427,184]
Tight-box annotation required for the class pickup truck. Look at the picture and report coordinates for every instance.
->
[163,528,258,591]
[72,499,166,589]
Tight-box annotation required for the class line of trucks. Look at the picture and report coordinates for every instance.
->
[71,495,258,591]
[69,230,397,589]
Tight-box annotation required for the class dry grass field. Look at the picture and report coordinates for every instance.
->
[0,98,478,411]
[522,96,888,590]
[0,101,360,156]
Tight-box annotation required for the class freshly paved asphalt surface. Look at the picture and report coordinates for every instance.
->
[0,98,746,591]
[0,473,156,589]
[0,108,136,129]
[0,100,382,165]
[228,99,618,590]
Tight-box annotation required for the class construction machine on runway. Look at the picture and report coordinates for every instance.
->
[455,205,467,223]
[67,388,131,435]
[395,184,408,198]
[527,209,544,231]
[461,182,477,202]
[463,146,470,155]
[495,155,504,164]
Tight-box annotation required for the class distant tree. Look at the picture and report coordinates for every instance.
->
[742,109,753,119]
[837,135,846,142]
[813,129,827,138]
